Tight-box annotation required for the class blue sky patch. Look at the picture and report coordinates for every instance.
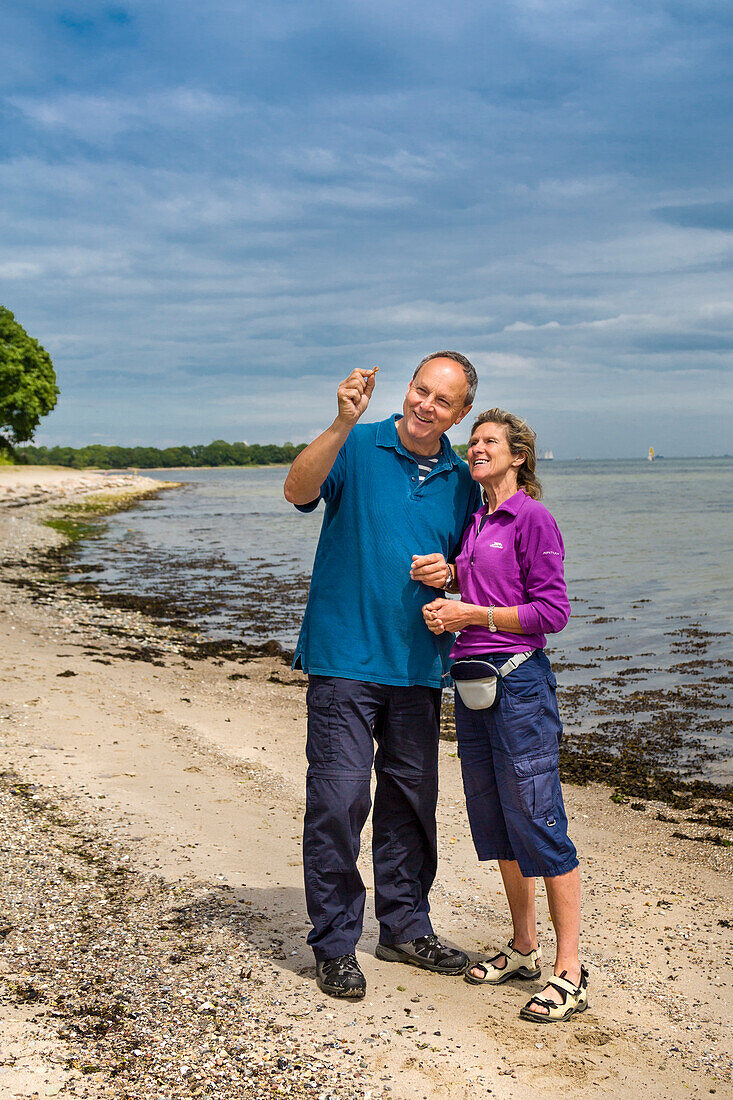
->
[0,0,731,456]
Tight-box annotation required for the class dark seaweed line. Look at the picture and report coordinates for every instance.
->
[6,524,732,830]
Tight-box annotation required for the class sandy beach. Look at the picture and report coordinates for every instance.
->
[0,468,731,1100]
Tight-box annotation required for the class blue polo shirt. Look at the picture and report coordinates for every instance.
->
[293,414,481,688]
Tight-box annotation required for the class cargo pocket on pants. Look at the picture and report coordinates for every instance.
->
[512,753,560,819]
[306,679,336,766]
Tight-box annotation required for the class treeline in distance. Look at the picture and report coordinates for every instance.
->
[18,439,307,469]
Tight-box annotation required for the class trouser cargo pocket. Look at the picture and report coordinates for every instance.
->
[512,752,560,819]
[306,678,337,766]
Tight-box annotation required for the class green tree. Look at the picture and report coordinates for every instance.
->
[0,306,59,452]
[201,439,234,466]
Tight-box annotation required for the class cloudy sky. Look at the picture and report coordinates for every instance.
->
[1,1,731,457]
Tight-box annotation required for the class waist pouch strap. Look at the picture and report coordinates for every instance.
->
[451,650,535,711]
[497,651,535,678]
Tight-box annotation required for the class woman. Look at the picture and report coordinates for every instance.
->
[420,408,587,1023]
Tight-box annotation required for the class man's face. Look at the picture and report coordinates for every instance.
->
[401,357,471,451]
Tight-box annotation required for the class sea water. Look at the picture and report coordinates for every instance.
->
[70,457,733,780]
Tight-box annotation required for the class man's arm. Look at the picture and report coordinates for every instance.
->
[283,367,378,506]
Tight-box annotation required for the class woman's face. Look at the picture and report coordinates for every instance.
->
[467,421,522,486]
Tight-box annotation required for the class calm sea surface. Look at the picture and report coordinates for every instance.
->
[70,458,733,780]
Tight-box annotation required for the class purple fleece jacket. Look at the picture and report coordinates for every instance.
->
[450,489,571,657]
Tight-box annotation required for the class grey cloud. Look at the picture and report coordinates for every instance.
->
[655,201,733,230]
[632,332,733,354]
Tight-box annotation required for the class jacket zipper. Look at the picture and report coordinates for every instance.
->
[469,511,490,567]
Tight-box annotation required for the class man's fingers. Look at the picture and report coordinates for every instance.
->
[339,381,366,404]
[338,367,377,412]
[411,552,447,588]
[347,367,378,385]
[341,370,368,391]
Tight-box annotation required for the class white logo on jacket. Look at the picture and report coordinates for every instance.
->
[489,541,503,549]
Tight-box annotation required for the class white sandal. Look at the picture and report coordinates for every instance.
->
[519,966,589,1022]
[465,940,542,985]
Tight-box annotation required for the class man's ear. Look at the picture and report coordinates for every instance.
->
[452,404,472,427]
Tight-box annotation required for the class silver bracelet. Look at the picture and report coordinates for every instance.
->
[487,605,498,632]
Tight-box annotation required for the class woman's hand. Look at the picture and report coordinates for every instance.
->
[423,602,446,634]
[422,598,478,634]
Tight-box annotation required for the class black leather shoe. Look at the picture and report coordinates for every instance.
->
[316,953,367,999]
[375,934,468,975]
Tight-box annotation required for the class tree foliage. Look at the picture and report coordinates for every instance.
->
[18,439,307,469]
[0,306,59,447]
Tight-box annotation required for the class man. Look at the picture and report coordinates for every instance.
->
[284,352,481,999]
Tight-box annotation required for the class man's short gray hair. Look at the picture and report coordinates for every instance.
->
[412,350,478,407]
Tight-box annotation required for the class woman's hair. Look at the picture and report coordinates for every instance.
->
[470,408,543,500]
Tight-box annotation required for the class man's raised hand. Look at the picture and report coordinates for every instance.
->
[337,367,379,425]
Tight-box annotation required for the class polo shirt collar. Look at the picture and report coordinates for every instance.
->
[480,488,528,518]
[375,414,459,470]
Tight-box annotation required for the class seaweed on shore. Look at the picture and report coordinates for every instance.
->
[557,723,732,808]
[4,484,731,827]
[439,685,733,828]
[33,487,176,554]
[43,516,102,544]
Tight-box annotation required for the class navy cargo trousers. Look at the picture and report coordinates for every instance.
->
[303,675,441,961]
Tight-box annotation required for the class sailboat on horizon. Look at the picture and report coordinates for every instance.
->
[648,446,655,462]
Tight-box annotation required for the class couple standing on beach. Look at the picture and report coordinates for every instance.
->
[283,353,587,1024]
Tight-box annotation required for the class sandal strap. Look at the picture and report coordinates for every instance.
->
[488,941,539,967]
[486,950,509,967]
[548,976,577,998]
[525,995,558,1011]
[547,968,588,1000]
[507,939,540,960]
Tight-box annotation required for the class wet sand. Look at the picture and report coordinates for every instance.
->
[0,469,731,1099]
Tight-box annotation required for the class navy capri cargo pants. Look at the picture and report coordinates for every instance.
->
[303,676,441,961]
[455,650,578,879]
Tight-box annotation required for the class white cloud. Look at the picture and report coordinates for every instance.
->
[0,261,42,278]
[11,88,237,141]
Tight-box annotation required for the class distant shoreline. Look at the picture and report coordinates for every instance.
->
[16,440,307,471]
[12,453,732,471]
